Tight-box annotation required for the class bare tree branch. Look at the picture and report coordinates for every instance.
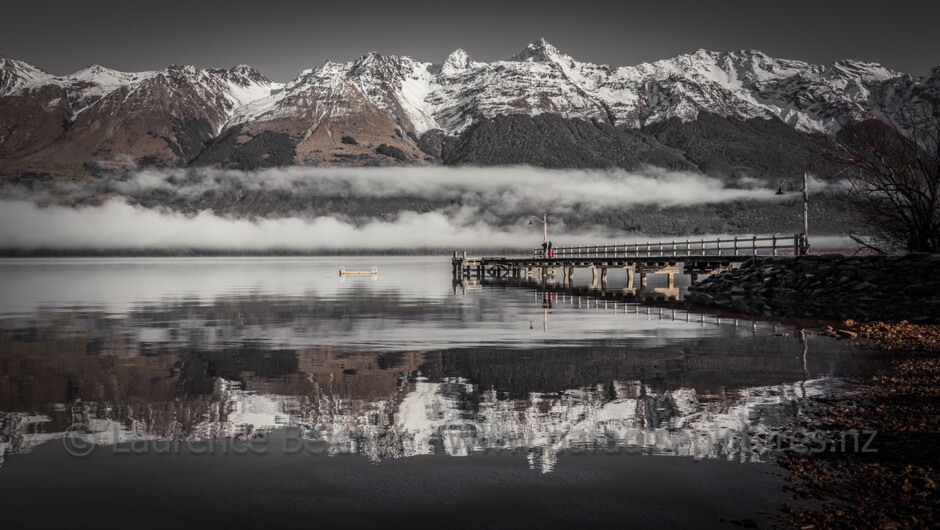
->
[819,98,940,253]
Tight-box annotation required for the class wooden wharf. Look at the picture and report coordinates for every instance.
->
[452,234,807,285]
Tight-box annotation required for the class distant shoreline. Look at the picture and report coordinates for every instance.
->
[0,247,530,258]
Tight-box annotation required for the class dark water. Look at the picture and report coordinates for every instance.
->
[0,257,877,528]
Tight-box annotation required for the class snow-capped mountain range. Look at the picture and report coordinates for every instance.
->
[1,56,277,125]
[224,38,911,136]
[1,39,937,176]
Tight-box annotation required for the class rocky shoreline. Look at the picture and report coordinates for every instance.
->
[685,256,940,526]
[774,321,940,529]
[687,254,940,323]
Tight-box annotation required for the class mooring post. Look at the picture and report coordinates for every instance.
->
[668,272,674,288]
[627,268,635,288]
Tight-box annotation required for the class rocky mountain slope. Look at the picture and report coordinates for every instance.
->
[0,56,49,95]
[0,58,279,177]
[0,40,936,178]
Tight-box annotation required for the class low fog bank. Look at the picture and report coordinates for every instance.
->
[6,165,829,221]
[0,165,853,252]
[112,165,784,207]
[0,198,855,253]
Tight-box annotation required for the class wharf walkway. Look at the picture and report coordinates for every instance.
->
[453,234,807,286]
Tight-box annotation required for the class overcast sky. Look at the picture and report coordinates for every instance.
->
[2,0,937,81]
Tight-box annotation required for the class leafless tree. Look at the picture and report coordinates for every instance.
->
[820,100,940,253]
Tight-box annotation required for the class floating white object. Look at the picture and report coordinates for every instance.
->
[339,266,378,276]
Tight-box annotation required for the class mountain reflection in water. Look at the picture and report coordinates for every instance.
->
[0,257,873,473]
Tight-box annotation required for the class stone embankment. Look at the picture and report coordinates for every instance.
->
[687,254,940,322]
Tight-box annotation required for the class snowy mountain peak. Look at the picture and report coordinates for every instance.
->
[218,64,273,88]
[164,64,200,76]
[356,51,383,65]
[0,56,51,95]
[511,38,568,64]
[229,64,261,75]
[66,64,158,87]
[441,49,476,75]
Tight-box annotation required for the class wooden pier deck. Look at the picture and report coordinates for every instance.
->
[453,234,806,285]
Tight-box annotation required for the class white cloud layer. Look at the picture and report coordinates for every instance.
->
[112,165,781,209]
[0,199,558,250]
[0,166,846,251]
[0,198,853,252]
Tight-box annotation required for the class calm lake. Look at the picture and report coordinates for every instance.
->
[0,257,879,528]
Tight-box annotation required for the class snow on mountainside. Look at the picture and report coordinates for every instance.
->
[429,41,908,134]
[223,38,914,139]
[0,56,51,96]
[429,40,611,133]
[0,60,282,174]
[226,52,438,136]
[0,41,935,176]
[15,62,281,124]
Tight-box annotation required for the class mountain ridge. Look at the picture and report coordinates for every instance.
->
[0,40,936,177]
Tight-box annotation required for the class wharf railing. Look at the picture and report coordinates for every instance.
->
[536,234,806,259]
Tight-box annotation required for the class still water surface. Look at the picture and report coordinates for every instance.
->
[0,257,876,528]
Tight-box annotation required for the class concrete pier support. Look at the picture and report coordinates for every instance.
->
[452,252,696,290]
